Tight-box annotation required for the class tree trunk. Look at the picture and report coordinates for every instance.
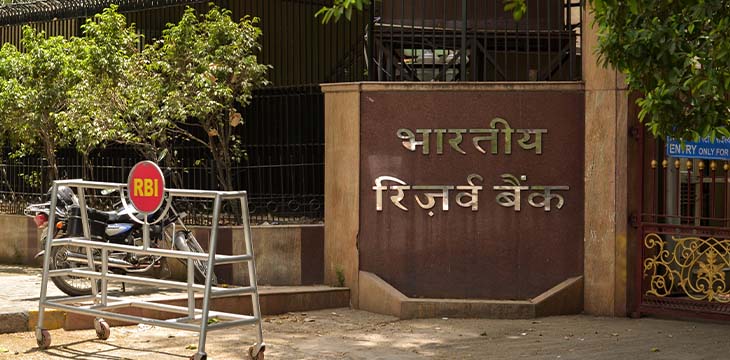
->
[44,140,58,182]
[211,146,233,191]
[81,152,93,181]
[209,126,234,192]
[162,144,184,189]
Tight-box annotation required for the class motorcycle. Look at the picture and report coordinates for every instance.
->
[24,186,217,296]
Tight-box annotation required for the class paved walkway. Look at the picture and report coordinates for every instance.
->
[0,308,729,359]
[1,265,730,359]
[0,265,65,315]
[0,265,186,333]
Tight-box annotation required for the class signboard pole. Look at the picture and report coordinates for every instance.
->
[126,161,166,250]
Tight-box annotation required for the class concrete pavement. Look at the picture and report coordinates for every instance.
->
[0,308,729,359]
[2,265,730,359]
[0,264,348,334]
[0,265,185,333]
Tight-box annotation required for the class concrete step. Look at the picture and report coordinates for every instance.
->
[63,285,350,330]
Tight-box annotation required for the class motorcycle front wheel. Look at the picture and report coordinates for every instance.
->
[173,231,218,286]
[47,241,96,296]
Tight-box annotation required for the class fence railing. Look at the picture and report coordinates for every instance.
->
[368,0,582,81]
[0,0,585,226]
[0,86,324,226]
[0,0,369,86]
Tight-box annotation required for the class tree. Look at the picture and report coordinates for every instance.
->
[149,6,269,191]
[0,27,79,181]
[315,0,370,23]
[65,6,169,178]
[591,0,730,141]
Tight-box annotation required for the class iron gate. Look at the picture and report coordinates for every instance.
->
[637,130,730,320]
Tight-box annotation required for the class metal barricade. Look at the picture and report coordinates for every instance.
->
[34,179,265,360]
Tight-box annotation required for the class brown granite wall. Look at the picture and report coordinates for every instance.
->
[360,84,584,299]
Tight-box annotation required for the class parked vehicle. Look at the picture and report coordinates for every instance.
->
[24,186,216,296]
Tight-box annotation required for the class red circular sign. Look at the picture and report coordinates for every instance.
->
[127,161,165,214]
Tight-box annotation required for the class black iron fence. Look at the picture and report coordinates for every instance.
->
[0,86,324,225]
[369,0,582,81]
[0,0,584,224]
[0,0,369,86]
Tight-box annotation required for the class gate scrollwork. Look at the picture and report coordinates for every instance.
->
[644,233,730,302]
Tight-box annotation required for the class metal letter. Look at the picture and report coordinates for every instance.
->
[397,128,418,151]
[517,128,548,154]
[448,129,467,154]
[527,186,569,211]
[412,185,454,216]
[490,118,515,155]
[493,174,529,211]
[373,176,411,211]
[456,174,484,211]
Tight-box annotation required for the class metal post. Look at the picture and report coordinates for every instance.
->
[85,245,99,301]
[187,257,195,319]
[77,186,90,240]
[101,249,108,305]
[242,195,264,350]
[143,222,150,249]
[196,194,221,357]
[36,183,59,338]
[76,186,99,300]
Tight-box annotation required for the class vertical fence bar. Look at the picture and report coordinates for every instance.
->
[652,157,657,221]
[699,161,704,224]
[722,161,730,226]
[675,159,681,222]
[686,160,692,225]
[460,0,467,78]
[547,0,552,81]
[399,0,404,81]
[368,0,376,81]
[662,158,668,218]
[710,161,716,221]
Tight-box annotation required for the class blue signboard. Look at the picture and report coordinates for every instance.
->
[666,137,730,160]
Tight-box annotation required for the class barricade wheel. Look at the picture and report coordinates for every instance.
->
[94,318,110,340]
[37,329,51,350]
[248,344,265,360]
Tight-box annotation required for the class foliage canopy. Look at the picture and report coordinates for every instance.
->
[149,6,269,190]
[0,27,79,180]
[0,5,269,190]
[592,0,730,141]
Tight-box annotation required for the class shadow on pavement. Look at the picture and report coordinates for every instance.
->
[25,339,187,359]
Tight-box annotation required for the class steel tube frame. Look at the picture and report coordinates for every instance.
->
[48,268,254,296]
[35,180,265,358]
[49,238,246,262]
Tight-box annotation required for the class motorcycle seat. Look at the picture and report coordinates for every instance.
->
[98,211,138,224]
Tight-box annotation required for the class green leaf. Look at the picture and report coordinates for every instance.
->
[593,0,730,140]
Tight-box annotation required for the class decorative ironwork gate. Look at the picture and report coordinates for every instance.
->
[637,130,730,320]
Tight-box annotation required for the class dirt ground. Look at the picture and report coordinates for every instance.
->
[0,308,729,359]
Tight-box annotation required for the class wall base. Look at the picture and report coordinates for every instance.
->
[358,271,583,319]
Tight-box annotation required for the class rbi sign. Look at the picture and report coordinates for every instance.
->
[127,161,165,214]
